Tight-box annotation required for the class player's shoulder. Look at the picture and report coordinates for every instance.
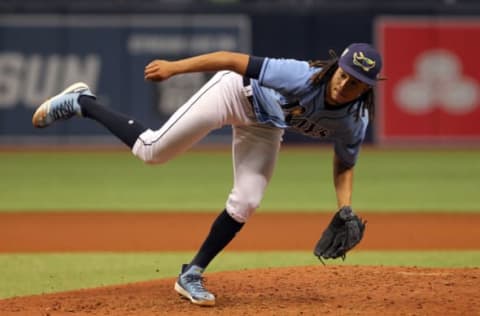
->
[264,57,309,67]
[265,57,319,76]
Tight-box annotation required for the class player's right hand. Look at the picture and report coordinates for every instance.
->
[144,60,176,82]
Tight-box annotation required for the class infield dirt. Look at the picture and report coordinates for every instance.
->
[0,212,479,315]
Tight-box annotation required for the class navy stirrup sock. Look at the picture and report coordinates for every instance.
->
[78,96,146,148]
[189,209,244,270]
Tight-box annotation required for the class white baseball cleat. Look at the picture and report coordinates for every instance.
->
[32,82,95,128]
[174,264,216,306]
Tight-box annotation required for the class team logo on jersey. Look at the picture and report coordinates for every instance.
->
[284,105,306,124]
[353,51,376,72]
[289,106,305,116]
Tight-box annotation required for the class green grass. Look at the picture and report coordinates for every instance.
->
[1,250,479,299]
[0,149,479,212]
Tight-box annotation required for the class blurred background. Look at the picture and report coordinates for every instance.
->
[1,0,480,147]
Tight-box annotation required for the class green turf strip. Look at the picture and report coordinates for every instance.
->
[1,150,479,212]
[0,251,479,299]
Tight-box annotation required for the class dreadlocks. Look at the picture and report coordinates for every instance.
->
[309,50,376,122]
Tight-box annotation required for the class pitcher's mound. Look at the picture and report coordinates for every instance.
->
[1,265,479,316]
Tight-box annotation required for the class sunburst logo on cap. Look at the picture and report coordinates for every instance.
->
[353,51,376,72]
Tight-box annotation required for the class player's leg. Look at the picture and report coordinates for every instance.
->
[174,123,283,306]
[225,124,284,223]
[32,82,148,149]
[131,71,253,164]
[32,72,250,164]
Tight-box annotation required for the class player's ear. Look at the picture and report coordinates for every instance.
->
[358,84,371,96]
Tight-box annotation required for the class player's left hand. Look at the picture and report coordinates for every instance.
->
[313,206,366,263]
[144,60,176,82]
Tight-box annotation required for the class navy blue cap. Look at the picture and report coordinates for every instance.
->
[338,43,382,86]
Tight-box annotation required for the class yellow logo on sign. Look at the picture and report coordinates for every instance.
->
[353,52,376,72]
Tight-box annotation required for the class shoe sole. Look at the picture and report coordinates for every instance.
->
[174,281,216,306]
[32,82,89,128]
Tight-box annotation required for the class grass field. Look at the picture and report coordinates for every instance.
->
[1,251,480,299]
[1,148,479,212]
[0,148,479,299]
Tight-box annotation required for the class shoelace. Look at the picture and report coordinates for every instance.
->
[184,274,210,294]
[52,99,76,120]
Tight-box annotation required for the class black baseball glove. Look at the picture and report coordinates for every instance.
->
[313,206,366,264]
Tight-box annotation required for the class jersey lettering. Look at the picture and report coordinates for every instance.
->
[286,114,330,137]
[283,101,331,138]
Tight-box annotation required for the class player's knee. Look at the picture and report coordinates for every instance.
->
[132,146,153,164]
[132,143,163,165]
[131,138,165,165]
[131,130,175,165]
[225,194,261,223]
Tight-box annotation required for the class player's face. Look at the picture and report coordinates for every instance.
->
[326,67,371,105]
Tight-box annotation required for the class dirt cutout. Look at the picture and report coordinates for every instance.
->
[1,212,479,315]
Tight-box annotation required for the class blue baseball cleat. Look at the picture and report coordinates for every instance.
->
[174,264,216,306]
[32,82,95,128]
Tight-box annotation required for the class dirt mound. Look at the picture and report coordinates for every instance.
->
[1,265,479,316]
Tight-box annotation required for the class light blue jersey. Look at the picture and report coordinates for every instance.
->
[249,58,369,167]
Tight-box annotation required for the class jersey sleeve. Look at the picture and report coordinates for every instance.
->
[245,56,265,79]
[333,139,363,168]
[257,58,316,96]
[333,116,369,168]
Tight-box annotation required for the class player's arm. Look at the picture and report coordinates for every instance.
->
[333,152,354,208]
[144,51,251,82]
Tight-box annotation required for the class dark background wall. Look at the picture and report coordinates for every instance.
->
[1,0,479,145]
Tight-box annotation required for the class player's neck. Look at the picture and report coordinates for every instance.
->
[324,89,353,109]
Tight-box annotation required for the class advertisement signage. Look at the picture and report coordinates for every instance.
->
[0,14,251,143]
[376,17,480,142]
